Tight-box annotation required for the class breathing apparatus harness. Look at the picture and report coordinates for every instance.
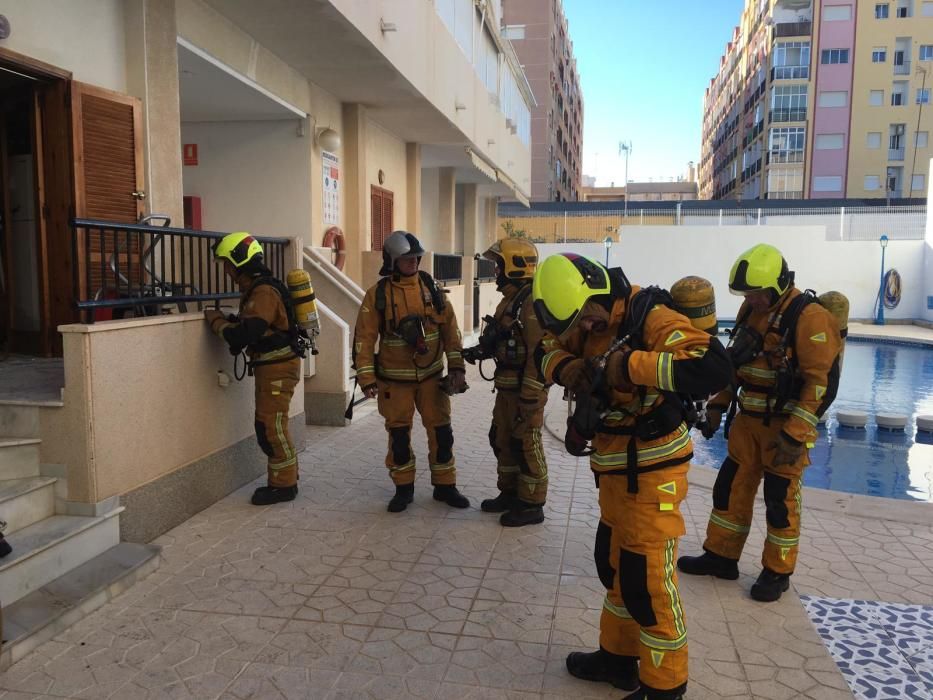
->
[463,284,532,383]
[230,276,313,381]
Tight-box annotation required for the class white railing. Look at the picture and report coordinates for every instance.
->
[496,205,927,242]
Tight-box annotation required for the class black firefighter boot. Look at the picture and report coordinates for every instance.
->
[624,683,687,700]
[433,484,470,508]
[481,491,518,513]
[500,500,545,527]
[750,568,791,602]
[0,534,10,558]
[387,484,415,513]
[251,485,298,506]
[677,549,739,580]
[565,647,639,691]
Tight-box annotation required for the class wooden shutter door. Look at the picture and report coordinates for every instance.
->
[70,82,144,301]
[371,187,383,251]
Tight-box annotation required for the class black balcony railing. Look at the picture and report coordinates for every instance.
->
[72,218,290,323]
[769,107,807,123]
[773,22,812,38]
[433,254,463,284]
[475,257,497,281]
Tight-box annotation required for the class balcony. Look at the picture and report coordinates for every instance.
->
[774,22,812,38]
[771,66,810,81]
[767,150,805,164]
[769,107,807,123]
[894,60,911,75]
[892,93,907,106]
[889,147,906,161]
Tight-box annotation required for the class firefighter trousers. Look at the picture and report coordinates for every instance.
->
[488,391,548,505]
[376,375,456,487]
[254,358,302,488]
[595,466,690,695]
[703,412,809,575]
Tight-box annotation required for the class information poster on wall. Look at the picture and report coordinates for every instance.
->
[322,151,340,225]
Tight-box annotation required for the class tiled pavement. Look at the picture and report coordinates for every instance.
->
[2,366,932,699]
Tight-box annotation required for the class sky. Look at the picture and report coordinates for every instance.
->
[562,0,746,186]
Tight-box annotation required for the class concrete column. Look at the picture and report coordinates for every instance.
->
[342,103,369,284]
[406,143,422,235]
[124,0,184,225]
[461,185,480,335]
[438,167,457,253]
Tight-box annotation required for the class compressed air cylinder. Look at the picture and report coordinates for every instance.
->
[818,290,849,367]
[671,276,717,335]
[287,269,321,336]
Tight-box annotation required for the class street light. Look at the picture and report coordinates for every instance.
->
[875,234,889,325]
[908,63,929,200]
[619,141,632,222]
[603,235,613,267]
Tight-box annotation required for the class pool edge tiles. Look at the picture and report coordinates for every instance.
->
[801,595,933,700]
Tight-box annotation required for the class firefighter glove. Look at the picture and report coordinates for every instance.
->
[362,383,378,399]
[605,349,634,392]
[448,369,467,394]
[556,358,594,394]
[204,309,224,327]
[770,431,805,467]
[701,405,725,440]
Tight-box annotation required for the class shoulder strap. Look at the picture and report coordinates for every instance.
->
[246,276,307,357]
[418,270,446,314]
[618,286,674,348]
[778,289,819,347]
[508,284,533,318]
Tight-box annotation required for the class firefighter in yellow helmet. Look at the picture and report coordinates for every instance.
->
[353,231,469,512]
[533,254,731,700]
[678,244,842,602]
[465,238,549,527]
[205,232,303,506]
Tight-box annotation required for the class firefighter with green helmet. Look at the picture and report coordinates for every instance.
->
[205,232,303,506]
[532,253,732,700]
[678,243,844,602]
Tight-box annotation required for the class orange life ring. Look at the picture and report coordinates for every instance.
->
[322,226,346,270]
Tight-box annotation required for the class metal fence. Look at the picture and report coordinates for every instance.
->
[72,218,291,322]
[497,205,926,243]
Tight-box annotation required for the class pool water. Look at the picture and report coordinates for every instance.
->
[692,340,933,502]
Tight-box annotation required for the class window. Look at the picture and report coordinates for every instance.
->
[370,186,394,252]
[865,175,881,190]
[876,3,890,17]
[924,0,933,15]
[921,45,933,61]
[821,49,850,64]
[896,0,911,17]
[502,24,526,40]
[823,5,852,20]
[912,174,926,191]
[816,134,845,149]
[890,123,906,152]
[918,88,931,104]
[916,131,929,147]
[773,41,811,79]
[813,176,843,191]
[892,81,908,105]
[767,167,804,198]
[771,85,808,121]
[870,90,885,106]
[768,127,806,162]
[873,47,888,62]
[867,132,883,148]
[819,91,848,107]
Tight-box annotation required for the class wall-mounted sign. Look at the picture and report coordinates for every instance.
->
[323,151,340,225]
[183,143,198,166]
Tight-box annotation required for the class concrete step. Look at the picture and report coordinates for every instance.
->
[0,404,40,439]
[0,509,123,606]
[0,439,42,480]
[0,477,57,534]
[0,542,160,669]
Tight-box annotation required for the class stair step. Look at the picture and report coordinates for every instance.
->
[0,477,57,534]
[0,509,123,606]
[0,404,40,439]
[0,542,160,669]
[0,438,41,480]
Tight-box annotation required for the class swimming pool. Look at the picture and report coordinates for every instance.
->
[691,339,933,502]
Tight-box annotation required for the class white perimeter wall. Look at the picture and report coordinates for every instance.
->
[925,160,933,323]
[538,225,926,321]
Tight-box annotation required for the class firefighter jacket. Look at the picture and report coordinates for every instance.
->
[490,283,548,402]
[708,286,842,446]
[210,273,296,364]
[540,286,731,477]
[354,272,464,386]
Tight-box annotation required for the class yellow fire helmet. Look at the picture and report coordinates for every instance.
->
[728,243,792,300]
[483,238,538,280]
[213,231,264,268]
[532,253,611,336]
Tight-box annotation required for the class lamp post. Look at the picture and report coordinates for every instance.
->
[875,234,889,325]
[603,235,613,267]
[619,141,632,222]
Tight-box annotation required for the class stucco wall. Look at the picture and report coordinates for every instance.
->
[181,121,312,239]
[537,225,926,321]
[365,119,409,246]
[0,0,127,91]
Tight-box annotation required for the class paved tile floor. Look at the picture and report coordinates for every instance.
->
[2,365,932,699]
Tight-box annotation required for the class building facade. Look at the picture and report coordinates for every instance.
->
[581,181,699,203]
[700,0,933,200]
[502,0,584,201]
